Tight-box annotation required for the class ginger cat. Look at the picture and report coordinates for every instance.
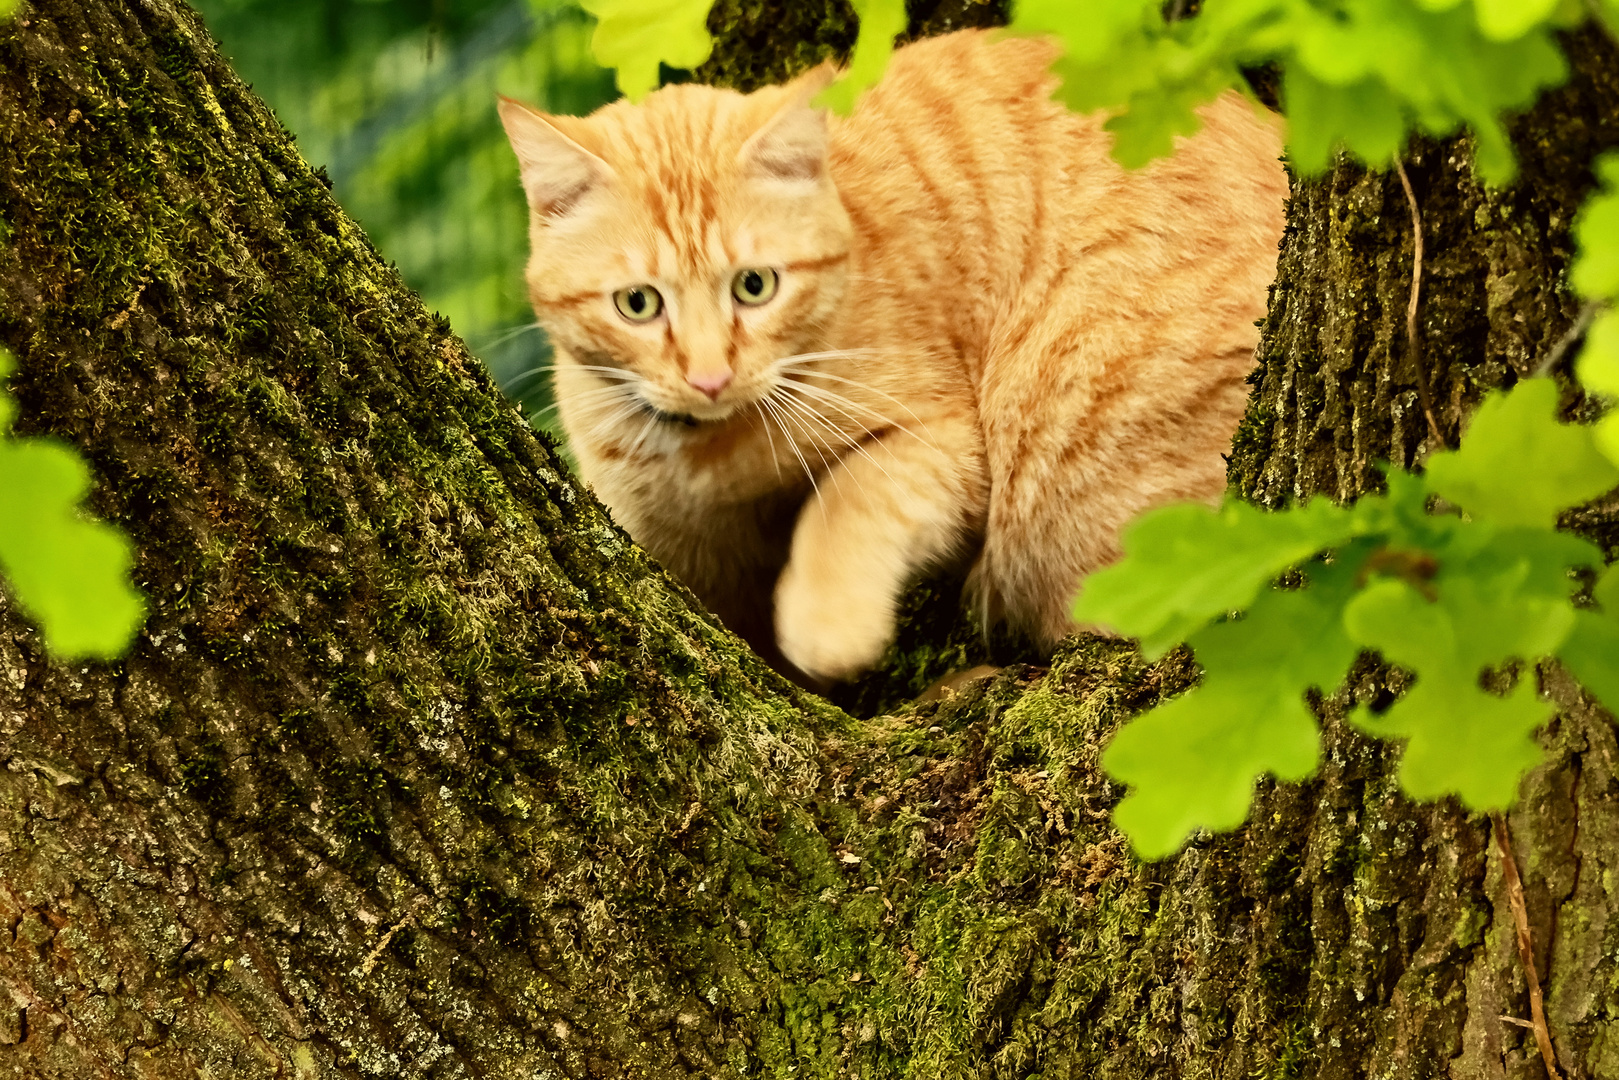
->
[499,29,1286,683]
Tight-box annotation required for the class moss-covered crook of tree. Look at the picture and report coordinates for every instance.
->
[1,2,1617,1078]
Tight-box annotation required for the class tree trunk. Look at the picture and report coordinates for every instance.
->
[1,3,1615,1079]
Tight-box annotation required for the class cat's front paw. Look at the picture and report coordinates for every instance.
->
[774,563,896,682]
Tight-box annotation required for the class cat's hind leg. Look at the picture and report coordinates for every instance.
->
[970,341,1254,648]
[773,407,987,682]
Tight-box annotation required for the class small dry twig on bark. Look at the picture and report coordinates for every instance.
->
[1491,811,1564,1080]
[1587,0,1619,43]
[360,895,432,976]
[1394,159,1447,449]
[1533,301,1601,378]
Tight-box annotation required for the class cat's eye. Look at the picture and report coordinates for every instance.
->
[731,268,778,306]
[613,285,663,323]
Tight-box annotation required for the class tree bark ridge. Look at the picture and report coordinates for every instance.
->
[0,2,1616,1079]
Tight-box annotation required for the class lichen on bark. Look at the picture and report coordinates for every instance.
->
[0,2,1616,1079]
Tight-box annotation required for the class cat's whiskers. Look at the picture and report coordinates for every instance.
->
[747,402,784,479]
[775,378,938,466]
[769,350,887,399]
[778,390,883,445]
[542,380,659,454]
[541,379,635,407]
[583,399,654,447]
[766,352,902,479]
[764,390,831,468]
[771,348,921,401]
[480,320,544,353]
[540,363,660,436]
[532,380,639,423]
[576,364,644,381]
[772,348,885,359]
[771,382,900,491]
[767,388,875,501]
[528,366,646,424]
[776,377,907,439]
[627,411,663,457]
[771,361,936,443]
[528,362,644,383]
[506,367,550,395]
[758,394,829,524]
[581,379,667,455]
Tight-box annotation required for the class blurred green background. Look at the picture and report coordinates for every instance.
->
[193,0,618,426]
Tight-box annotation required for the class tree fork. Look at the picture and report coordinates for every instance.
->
[0,3,1616,1080]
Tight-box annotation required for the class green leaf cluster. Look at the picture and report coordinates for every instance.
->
[1077,379,1619,858]
[1010,0,1573,182]
[1565,155,1619,711]
[578,0,714,100]
[1573,153,1619,468]
[566,0,911,112]
[0,350,145,660]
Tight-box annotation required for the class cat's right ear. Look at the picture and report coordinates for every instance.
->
[498,97,613,218]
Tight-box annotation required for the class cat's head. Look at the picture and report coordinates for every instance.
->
[500,67,852,427]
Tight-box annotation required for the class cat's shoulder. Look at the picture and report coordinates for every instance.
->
[874,28,1063,93]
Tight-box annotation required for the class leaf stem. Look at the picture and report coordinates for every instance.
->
[1490,810,1564,1080]
[1395,158,1446,450]
[1532,300,1600,378]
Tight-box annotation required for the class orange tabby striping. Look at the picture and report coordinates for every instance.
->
[500,29,1286,683]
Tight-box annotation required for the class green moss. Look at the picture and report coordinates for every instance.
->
[695,0,860,91]
[3,3,1615,1078]
[175,741,226,805]
[325,759,388,845]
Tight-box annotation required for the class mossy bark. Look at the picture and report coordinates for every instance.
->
[0,2,1615,1079]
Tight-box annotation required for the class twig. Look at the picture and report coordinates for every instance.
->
[1394,159,1446,449]
[360,895,431,976]
[1533,301,1601,378]
[1491,811,1564,1080]
[1586,0,1619,44]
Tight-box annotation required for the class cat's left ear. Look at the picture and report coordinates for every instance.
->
[738,63,837,183]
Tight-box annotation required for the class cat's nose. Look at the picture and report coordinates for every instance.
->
[687,369,733,400]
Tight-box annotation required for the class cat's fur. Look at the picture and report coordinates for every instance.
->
[499,30,1287,682]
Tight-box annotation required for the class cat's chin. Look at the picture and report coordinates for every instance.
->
[637,401,704,428]
[639,398,756,428]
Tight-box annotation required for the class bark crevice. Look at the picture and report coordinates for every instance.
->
[1,3,1616,1079]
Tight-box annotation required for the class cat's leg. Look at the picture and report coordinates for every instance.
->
[773,409,987,681]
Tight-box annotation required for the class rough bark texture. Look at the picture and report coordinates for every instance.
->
[1230,28,1619,541]
[0,3,1616,1080]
